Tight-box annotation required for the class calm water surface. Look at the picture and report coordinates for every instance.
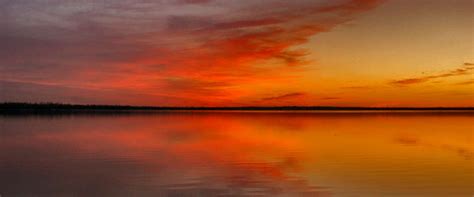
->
[0,112,473,197]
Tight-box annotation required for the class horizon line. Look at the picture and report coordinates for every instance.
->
[1,102,474,111]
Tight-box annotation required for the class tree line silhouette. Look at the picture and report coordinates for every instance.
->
[1,102,473,114]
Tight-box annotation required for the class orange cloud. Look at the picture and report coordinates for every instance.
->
[262,92,307,101]
[390,63,474,86]
[455,79,474,86]
[320,97,341,100]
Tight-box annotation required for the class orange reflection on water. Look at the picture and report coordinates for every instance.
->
[0,112,473,196]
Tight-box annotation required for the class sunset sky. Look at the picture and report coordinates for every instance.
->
[0,0,472,107]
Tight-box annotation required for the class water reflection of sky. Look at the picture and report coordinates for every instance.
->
[1,112,473,196]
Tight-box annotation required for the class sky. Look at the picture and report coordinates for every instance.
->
[0,0,472,107]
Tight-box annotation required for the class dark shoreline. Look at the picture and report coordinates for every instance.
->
[1,103,474,114]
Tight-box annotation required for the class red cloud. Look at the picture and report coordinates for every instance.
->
[0,0,384,105]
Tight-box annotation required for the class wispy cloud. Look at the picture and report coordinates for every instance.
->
[390,63,474,86]
[454,79,474,86]
[320,97,341,100]
[262,92,306,101]
[341,85,373,90]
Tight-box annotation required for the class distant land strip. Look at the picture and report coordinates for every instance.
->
[1,103,474,114]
